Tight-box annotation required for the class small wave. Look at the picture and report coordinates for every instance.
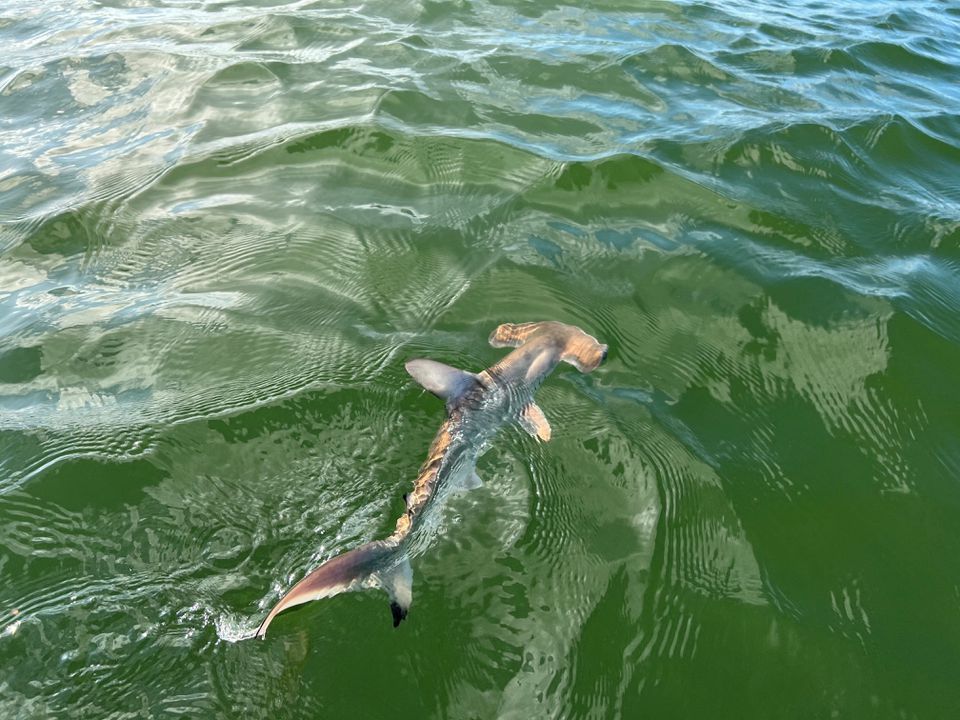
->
[2,0,960,716]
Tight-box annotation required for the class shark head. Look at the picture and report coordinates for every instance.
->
[489,321,608,372]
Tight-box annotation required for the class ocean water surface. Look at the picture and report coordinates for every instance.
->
[2,0,960,717]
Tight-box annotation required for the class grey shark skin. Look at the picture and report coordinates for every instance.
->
[255,321,607,638]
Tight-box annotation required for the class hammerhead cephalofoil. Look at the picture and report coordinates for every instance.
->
[255,321,607,638]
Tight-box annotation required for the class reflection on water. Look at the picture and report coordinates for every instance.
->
[1,0,960,717]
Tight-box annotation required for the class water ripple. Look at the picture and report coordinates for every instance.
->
[2,0,960,716]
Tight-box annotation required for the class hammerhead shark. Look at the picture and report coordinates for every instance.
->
[255,321,607,638]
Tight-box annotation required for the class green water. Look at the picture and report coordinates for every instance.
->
[2,0,960,717]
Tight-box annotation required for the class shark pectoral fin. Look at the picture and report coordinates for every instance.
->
[519,402,552,442]
[405,359,478,402]
[379,557,413,628]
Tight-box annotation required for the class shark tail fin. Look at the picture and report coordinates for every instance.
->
[256,540,411,638]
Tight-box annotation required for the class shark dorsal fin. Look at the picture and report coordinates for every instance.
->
[405,359,479,403]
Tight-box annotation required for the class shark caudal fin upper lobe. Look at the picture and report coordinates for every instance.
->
[256,541,413,638]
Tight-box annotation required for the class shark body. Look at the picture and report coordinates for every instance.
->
[256,321,607,638]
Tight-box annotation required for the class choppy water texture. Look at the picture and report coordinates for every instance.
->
[2,0,960,717]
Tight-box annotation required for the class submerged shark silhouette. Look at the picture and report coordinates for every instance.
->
[256,321,607,638]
